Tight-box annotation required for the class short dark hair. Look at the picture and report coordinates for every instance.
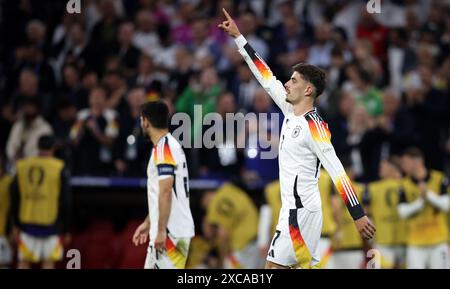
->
[292,63,326,98]
[402,147,423,159]
[38,135,56,150]
[141,100,170,129]
[384,155,402,172]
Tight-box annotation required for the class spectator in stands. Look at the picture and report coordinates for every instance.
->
[171,1,195,45]
[328,90,356,161]
[273,15,309,78]
[240,89,280,183]
[353,39,383,84]
[307,22,333,69]
[70,86,119,176]
[129,54,165,99]
[152,23,177,72]
[169,47,195,97]
[114,21,141,78]
[188,17,220,68]
[8,69,46,116]
[62,22,98,74]
[344,64,383,117]
[56,64,89,113]
[356,8,388,61]
[13,20,54,92]
[229,61,259,112]
[199,91,242,179]
[347,104,373,181]
[133,9,159,56]
[359,88,415,181]
[114,87,149,177]
[175,66,221,143]
[403,65,449,171]
[238,10,268,60]
[104,68,129,115]
[6,97,53,165]
[51,98,78,164]
[89,0,121,72]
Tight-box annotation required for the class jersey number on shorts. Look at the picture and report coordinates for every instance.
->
[268,230,281,258]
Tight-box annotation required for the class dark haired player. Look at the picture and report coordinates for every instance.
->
[132,101,194,269]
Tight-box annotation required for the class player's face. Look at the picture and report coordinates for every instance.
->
[285,72,302,104]
[284,72,313,104]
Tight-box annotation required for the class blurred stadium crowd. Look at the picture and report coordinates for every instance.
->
[0,0,449,268]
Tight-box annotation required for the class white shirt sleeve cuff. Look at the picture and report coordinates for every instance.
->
[234,35,247,49]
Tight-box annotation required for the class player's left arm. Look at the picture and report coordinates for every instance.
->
[423,177,450,212]
[306,118,375,240]
[155,176,174,251]
[154,141,177,252]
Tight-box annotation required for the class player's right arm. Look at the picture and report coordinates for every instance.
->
[132,215,150,246]
[219,8,291,114]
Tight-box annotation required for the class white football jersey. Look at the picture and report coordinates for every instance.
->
[147,133,195,243]
[235,35,364,219]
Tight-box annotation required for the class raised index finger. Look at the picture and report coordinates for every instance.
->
[222,8,232,21]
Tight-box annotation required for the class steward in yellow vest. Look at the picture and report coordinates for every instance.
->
[398,148,449,269]
[11,135,70,269]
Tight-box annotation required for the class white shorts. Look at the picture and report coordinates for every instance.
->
[376,245,406,269]
[266,208,322,268]
[145,234,191,269]
[0,236,13,266]
[224,240,265,269]
[18,232,63,263]
[406,243,449,269]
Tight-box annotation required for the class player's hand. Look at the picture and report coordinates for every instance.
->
[355,216,376,240]
[418,182,427,198]
[218,8,241,38]
[154,230,167,253]
[132,220,150,246]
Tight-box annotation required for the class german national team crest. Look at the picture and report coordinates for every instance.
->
[292,126,301,138]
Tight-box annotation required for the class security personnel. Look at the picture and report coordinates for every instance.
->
[204,181,261,268]
[365,157,406,268]
[398,148,449,269]
[329,164,365,269]
[11,135,70,269]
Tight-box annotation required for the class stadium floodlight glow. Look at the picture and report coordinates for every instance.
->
[127,135,136,145]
